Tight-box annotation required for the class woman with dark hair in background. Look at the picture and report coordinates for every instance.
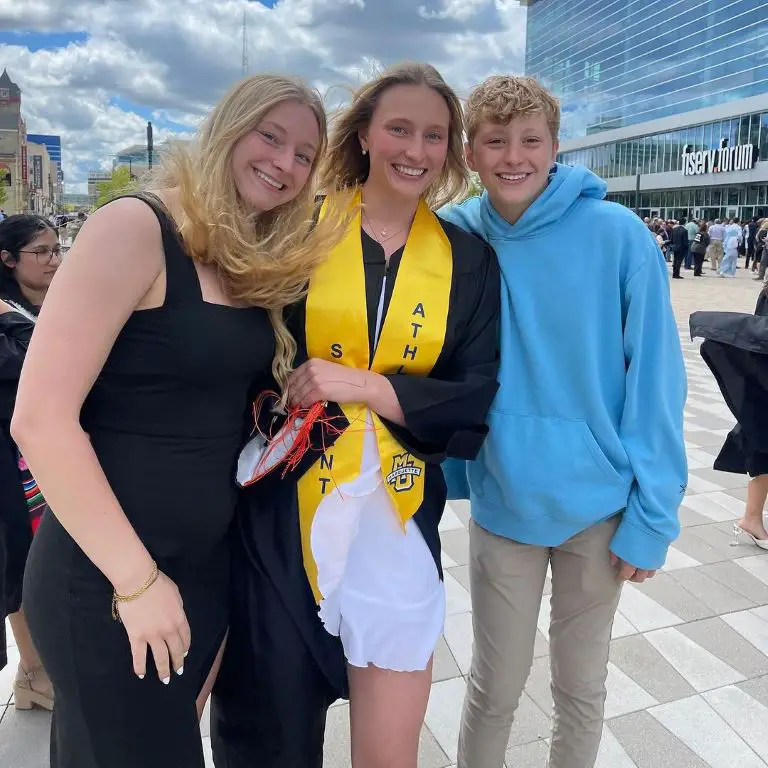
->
[0,214,63,706]
[691,284,768,549]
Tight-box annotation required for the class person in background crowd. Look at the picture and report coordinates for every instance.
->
[658,221,671,262]
[691,221,710,277]
[0,214,63,708]
[708,218,725,272]
[720,218,742,278]
[746,216,759,270]
[671,218,689,279]
[754,220,768,283]
[737,218,747,263]
[684,217,698,271]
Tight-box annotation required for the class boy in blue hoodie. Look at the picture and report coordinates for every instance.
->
[440,76,687,768]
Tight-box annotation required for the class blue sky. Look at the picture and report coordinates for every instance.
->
[0,30,89,50]
[0,0,527,192]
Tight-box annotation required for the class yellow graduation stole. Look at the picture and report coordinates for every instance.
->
[298,189,453,602]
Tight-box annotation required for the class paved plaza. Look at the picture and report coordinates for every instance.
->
[2,266,767,768]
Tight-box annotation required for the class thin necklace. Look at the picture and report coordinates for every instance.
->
[363,211,413,244]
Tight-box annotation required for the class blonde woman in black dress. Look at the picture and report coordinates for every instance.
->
[12,75,341,768]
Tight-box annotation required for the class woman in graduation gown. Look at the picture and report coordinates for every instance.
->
[211,62,500,768]
[690,284,768,547]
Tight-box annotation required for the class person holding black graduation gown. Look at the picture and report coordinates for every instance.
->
[0,214,60,699]
[0,299,32,675]
[690,284,768,549]
[211,62,500,768]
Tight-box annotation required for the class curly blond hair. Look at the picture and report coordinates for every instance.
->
[319,62,469,210]
[465,75,560,144]
[149,75,345,389]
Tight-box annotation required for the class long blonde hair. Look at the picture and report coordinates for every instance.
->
[319,62,469,209]
[150,75,343,388]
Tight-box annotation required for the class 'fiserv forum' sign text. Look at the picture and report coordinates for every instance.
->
[682,139,757,176]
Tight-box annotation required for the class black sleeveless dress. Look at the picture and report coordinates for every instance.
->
[22,194,275,768]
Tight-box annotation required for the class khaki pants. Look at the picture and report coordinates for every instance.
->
[458,516,623,768]
[707,240,723,271]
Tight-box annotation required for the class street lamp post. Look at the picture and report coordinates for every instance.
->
[634,160,641,217]
[147,122,153,171]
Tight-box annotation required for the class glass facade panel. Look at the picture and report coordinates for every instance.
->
[526,0,768,139]
[647,137,656,175]
[738,115,752,145]
[664,133,674,173]
[694,125,705,152]
[761,113,768,160]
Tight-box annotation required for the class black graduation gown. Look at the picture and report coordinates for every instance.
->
[689,290,768,477]
[211,220,500,768]
[0,288,36,671]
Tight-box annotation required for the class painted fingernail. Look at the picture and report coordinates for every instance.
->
[176,666,184,676]
[138,674,145,680]
[184,650,189,658]
[161,676,170,685]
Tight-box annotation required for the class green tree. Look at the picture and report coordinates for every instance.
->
[0,170,8,206]
[96,165,136,207]
[461,172,484,202]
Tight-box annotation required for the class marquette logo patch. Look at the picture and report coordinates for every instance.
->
[386,453,422,492]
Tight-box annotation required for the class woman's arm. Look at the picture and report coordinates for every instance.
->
[287,360,405,425]
[12,197,189,682]
[379,246,500,461]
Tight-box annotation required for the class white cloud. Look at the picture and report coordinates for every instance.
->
[418,0,488,22]
[0,0,527,193]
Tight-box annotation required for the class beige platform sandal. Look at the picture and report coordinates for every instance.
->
[14,664,54,711]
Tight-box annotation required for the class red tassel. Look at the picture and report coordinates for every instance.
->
[248,392,346,482]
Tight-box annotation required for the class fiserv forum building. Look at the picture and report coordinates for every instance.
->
[521,0,768,222]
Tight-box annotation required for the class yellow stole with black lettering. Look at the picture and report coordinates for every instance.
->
[298,189,453,603]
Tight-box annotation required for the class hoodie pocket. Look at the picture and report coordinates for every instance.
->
[471,411,626,522]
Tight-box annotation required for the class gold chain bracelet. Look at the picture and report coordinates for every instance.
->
[111,561,159,622]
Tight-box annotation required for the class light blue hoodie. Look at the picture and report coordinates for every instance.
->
[440,164,687,570]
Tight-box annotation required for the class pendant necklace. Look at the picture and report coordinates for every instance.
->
[363,211,412,244]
